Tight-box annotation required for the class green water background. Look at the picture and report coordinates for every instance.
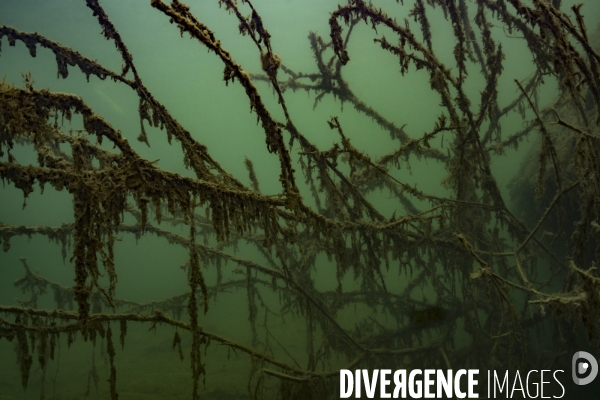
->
[1,0,600,398]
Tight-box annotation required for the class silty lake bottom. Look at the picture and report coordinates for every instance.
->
[1,0,600,399]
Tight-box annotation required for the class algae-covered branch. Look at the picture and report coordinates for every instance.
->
[1,0,599,398]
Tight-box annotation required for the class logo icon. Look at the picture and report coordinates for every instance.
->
[572,351,598,385]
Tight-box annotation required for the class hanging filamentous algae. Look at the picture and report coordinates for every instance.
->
[0,0,600,399]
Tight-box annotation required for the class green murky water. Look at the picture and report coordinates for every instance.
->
[1,1,600,399]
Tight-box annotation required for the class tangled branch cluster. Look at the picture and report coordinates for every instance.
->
[1,0,599,398]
